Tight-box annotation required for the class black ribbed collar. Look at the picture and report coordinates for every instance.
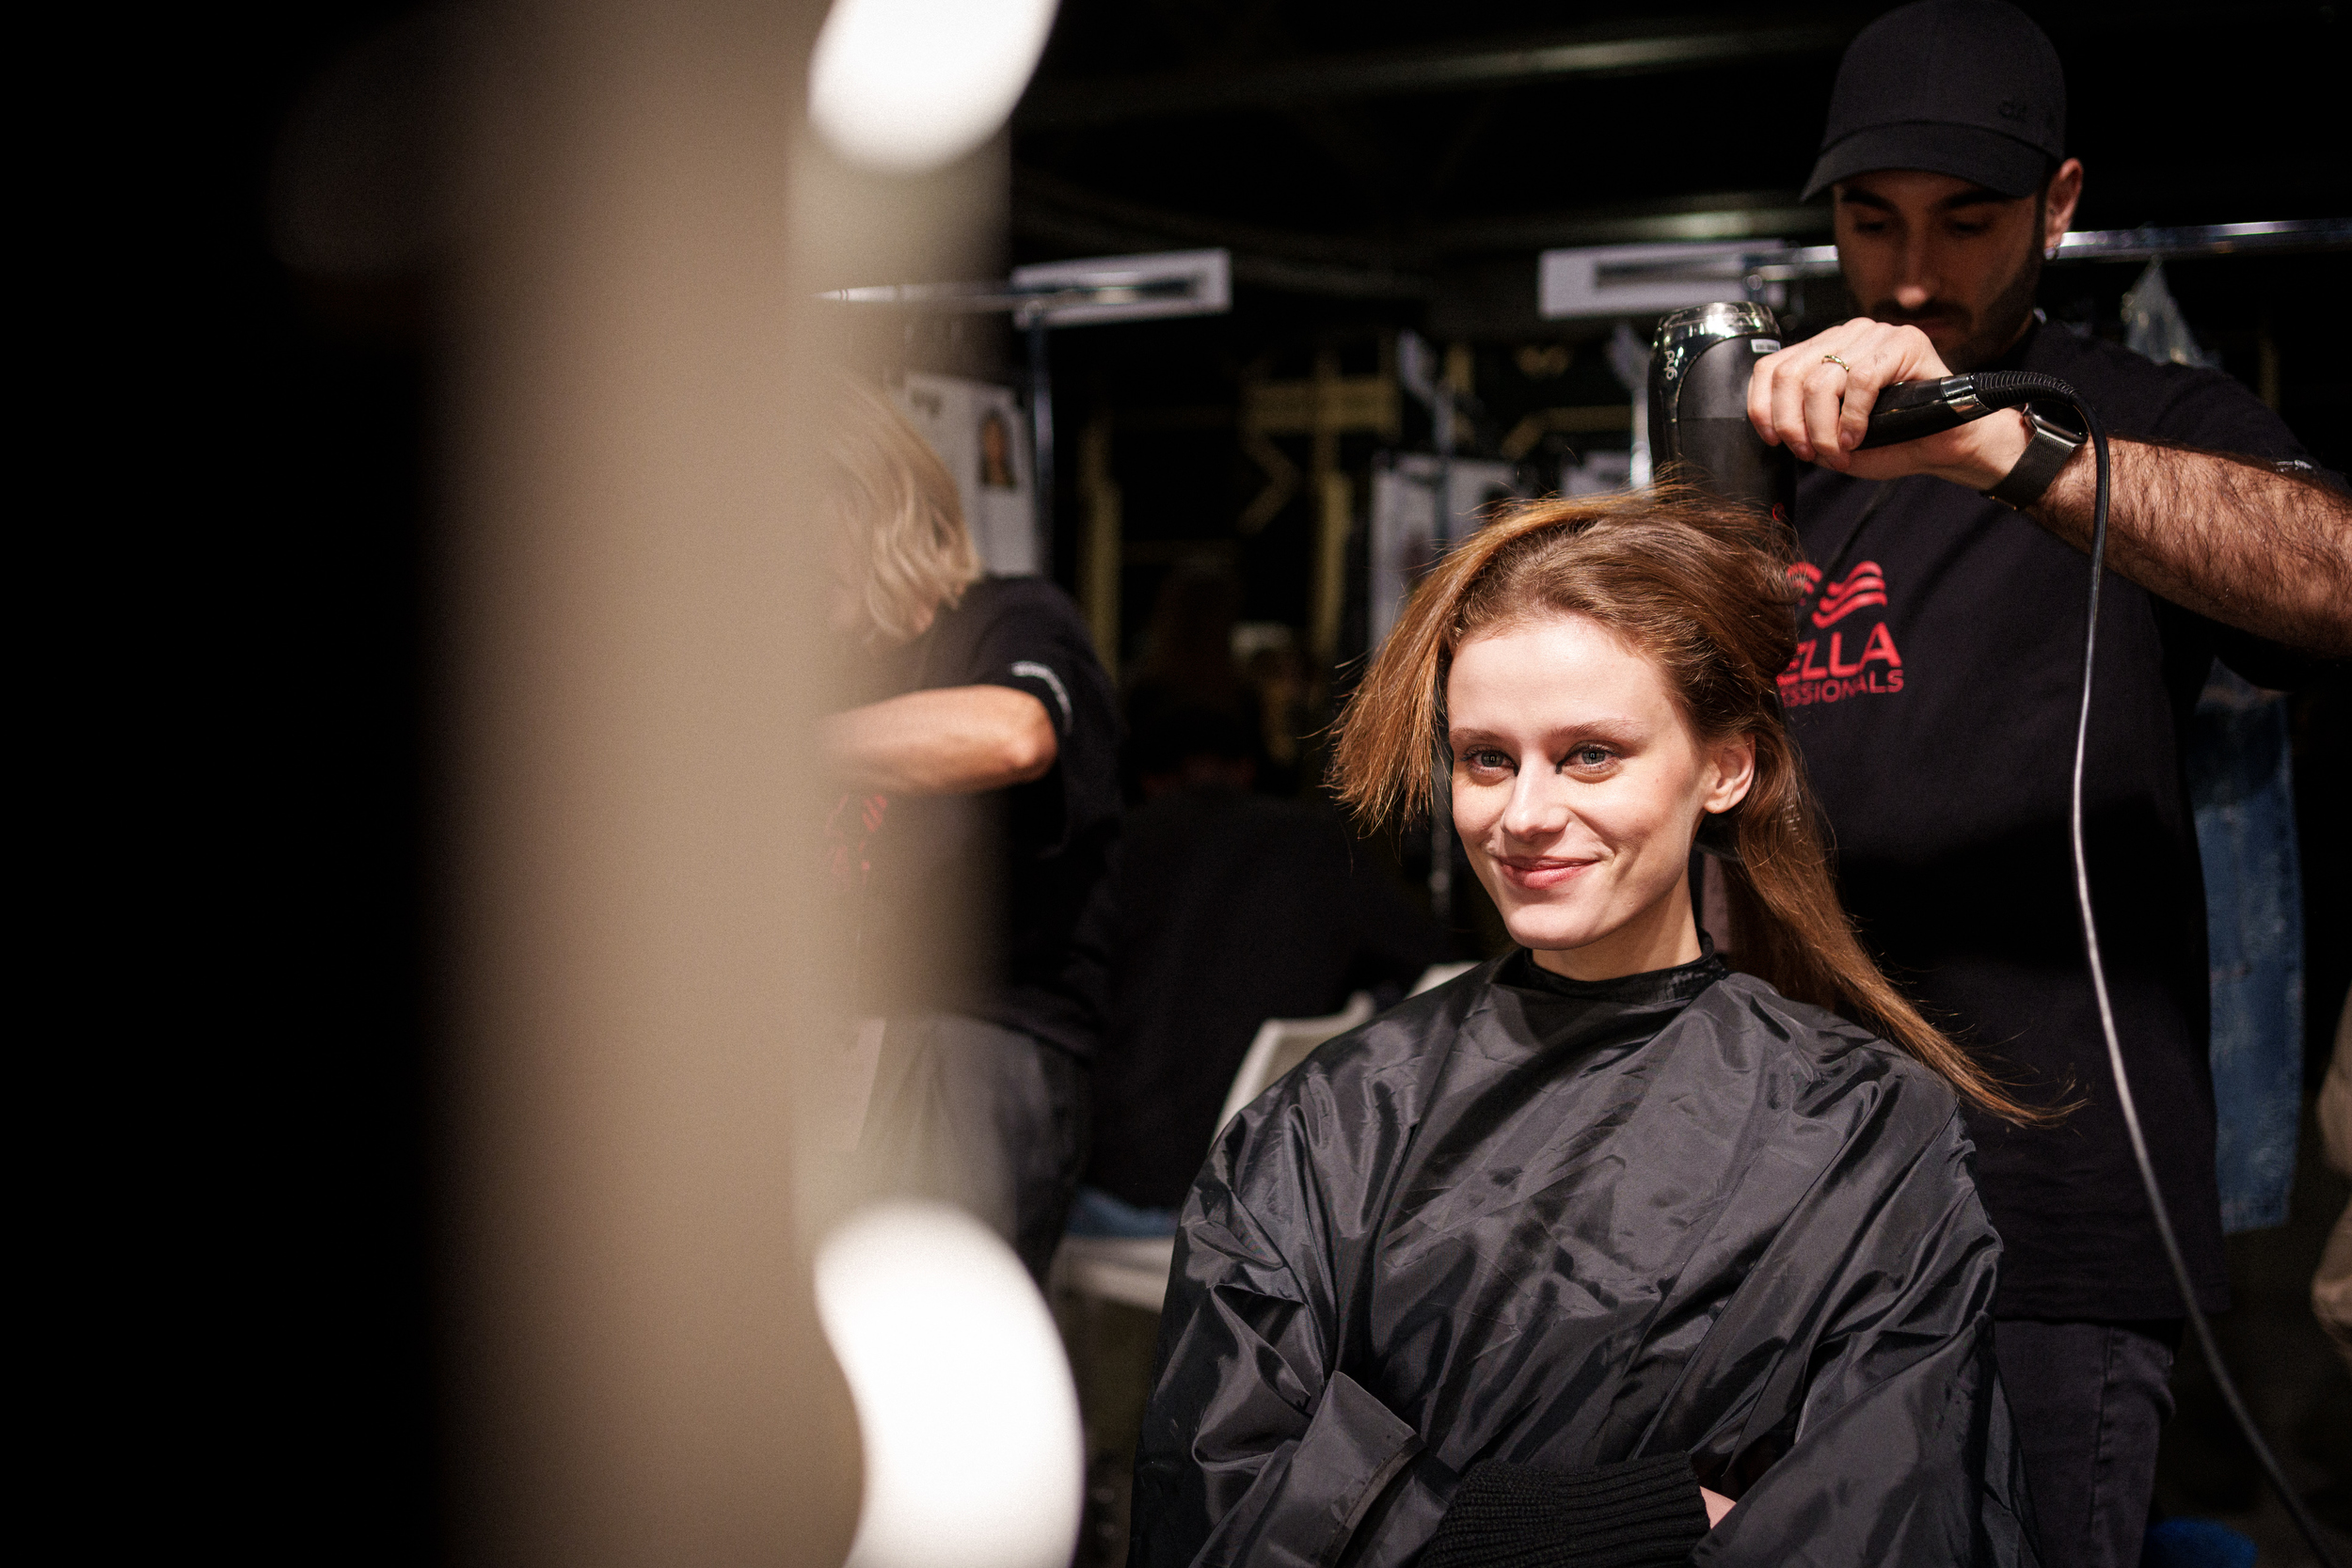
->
[1472,941,1727,1066]
[1498,941,1727,1009]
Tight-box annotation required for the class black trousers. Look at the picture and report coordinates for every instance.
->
[1994,1318,2182,1568]
[858,1013,1089,1283]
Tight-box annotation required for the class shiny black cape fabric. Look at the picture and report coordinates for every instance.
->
[1132,957,2037,1568]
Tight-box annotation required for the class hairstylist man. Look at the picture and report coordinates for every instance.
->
[1747,5,2352,1565]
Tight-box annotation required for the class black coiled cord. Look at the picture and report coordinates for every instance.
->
[1969,369,2074,409]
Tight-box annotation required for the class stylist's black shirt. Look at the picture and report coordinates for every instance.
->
[1789,315,2334,1320]
[851,577,1120,1058]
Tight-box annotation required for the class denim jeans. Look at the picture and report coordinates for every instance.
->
[2188,664,2304,1233]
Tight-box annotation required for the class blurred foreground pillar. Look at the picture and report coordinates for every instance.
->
[446,1,862,1562]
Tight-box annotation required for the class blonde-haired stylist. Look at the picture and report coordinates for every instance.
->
[1132,491,2039,1568]
[821,383,1119,1282]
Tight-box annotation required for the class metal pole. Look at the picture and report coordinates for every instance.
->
[1428,375,1455,928]
[1025,309,1055,580]
[1587,216,2352,290]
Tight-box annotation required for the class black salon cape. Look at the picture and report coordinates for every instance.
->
[1133,953,2036,1568]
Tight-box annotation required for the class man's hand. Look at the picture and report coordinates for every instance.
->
[823,685,1057,797]
[1748,318,2032,488]
[1748,319,2352,653]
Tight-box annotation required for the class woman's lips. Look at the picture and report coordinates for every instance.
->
[1494,855,1597,891]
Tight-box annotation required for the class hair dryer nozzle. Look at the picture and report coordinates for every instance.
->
[1648,302,1795,523]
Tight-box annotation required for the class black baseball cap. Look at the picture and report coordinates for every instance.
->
[1804,0,2066,201]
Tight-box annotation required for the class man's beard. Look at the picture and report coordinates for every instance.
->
[1866,220,2044,372]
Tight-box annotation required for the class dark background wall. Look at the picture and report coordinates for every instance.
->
[166,6,441,1560]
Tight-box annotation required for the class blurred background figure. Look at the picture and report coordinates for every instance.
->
[821,382,1120,1282]
[1120,565,1261,800]
[1076,703,1440,1235]
[1239,636,1316,800]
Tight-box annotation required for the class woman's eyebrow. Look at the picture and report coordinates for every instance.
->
[1546,716,1649,744]
[1448,717,1652,749]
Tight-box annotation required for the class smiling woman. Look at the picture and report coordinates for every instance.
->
[1129,489,2053,1568]
[1333,486,2040,1121]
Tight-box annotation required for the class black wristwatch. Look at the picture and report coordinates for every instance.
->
[1982,406,2085,509]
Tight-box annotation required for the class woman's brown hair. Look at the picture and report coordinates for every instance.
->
[1330,486,2046,1124]
[827,380,983,645]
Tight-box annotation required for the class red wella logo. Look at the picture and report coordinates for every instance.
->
[1780,559,1903,707]
[1810,561,1888,626]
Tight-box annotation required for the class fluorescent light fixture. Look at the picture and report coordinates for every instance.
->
[1008,248,1231,326]
[808,0,1060,173]
[816,1200,1084,1568]
[1538,242,1788,320]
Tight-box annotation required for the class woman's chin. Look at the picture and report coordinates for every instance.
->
[1501,907,1607,957]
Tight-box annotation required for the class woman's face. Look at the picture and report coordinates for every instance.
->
[1447,612,1754,980]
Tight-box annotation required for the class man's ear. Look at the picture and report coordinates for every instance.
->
[2044,158,2084,249]
[1704,734,1756,816]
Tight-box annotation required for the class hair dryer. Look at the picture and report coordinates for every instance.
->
[1648,302,1795,521]
[1647,299,2085,500]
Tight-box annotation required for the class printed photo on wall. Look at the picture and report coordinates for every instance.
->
[893,373,1038,577]
[978,410,1019,491]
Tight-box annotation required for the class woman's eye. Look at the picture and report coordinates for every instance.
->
[1568,745,1614,769]
[1466,749,1512,772]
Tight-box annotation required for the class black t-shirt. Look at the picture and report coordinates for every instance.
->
[1788,316,2335,1320]
[850,577,1120,1058]
[1088,790,1443,1209]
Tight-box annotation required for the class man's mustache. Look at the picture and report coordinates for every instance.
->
[1869,301,1967,326]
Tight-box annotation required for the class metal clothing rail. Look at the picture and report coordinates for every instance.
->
[818,274,1201,325]
[1595,217,2352,290]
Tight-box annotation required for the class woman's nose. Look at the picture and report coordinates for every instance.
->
[1500,772,1568,840]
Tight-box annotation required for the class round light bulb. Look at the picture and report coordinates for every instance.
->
[815,1200,1083,1568]
[807,0,1059,173]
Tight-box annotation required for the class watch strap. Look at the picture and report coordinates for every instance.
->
[1983,407,2084,509]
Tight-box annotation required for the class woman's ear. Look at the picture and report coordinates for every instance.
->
[1703,733,1756,816]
